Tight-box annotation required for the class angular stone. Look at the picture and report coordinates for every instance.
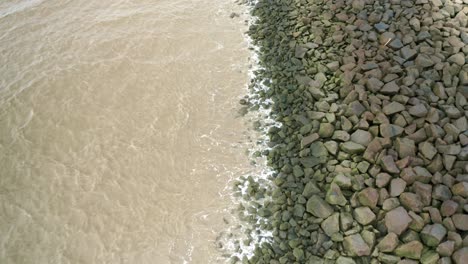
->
[385,206,412,235]
[303,181,321,198]
[336,256,356,264]
[413,182,432,206]
[306,195,334,218]
[419,142,437,160]
[448,53,465,66]
[395,138,416,158]
[381,155,400,174]
[321,213,340,237]
[340,142,366,154]
[326,183,347,206]
[343,234,371,257]
[358,187,379,209]
[366,77,384,92]
[390,178,406,197]
[401,46,417,61]
[301,133,319,148]
[381,81,400,95]
[395,241,423,259]
[380,124,404,138]
[354,207,376,225]
[350,129,372,147]
[383,102,405,115]
[377,232,399,253]
[421,224,447,247]
[376,173,392,188]
[415,54,435,68]
[347,101,366,117]
[363,138,383,163]
[409,104,428,117]
[433,185,452,201]
[452,214,468,231]
[332,130,351,141]
[420,250,440,264]
[400,192,424,212]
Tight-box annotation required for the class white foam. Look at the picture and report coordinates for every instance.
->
[0,0,44,20]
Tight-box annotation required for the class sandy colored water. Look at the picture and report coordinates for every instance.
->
[0,0,251,263]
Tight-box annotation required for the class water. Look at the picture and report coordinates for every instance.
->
[0,0,252,263]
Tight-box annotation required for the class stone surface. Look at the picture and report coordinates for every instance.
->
[306,195,334,218]
[421,224,447,247]
[385,206,412,235]
[452,214,468,231]
[452,247,468,264]
[358,187,379,208]
[326,183,347,206]
[353,207,376,225]
[377,232,399,253]
[395,241,423,259]
[343,234,371,257]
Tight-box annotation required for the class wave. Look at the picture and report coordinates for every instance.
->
[0,0,45,19]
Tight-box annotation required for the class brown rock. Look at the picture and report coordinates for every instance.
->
[413,182,432,206]
[452,182,468,198]
[343,234,371,257]
[381,155,400,174]
[377,233,399,253]
[358,187,379,208]
[390,178,406,197]
[400,192,424,212]
[441,200,459,217]
[453,247,468,264]
[395,241,423,259]
[452,214,468,231]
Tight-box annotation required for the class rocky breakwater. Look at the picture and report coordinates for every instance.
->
[237,0,468,263]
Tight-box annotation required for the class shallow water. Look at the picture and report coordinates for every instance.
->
[0,0,251,263]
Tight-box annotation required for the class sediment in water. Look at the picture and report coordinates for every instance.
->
[235,0,468,263]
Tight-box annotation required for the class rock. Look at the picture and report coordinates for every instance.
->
[420,250,440,264]
[395,138,416,158]
[390,178,406,197]
[353,207,376,225]
[333,174,352,189]
[306,195,334,218]
[376,173,392,188]
[388,38,403,50]
[343,234,371,257]
[452,182,468,198]
[358,187,379,208]
[321,213,340,237]
[381,81,400,95]
[441,200,458,217]
[395,241,423,259]
[332,130,351,141]
[319,123,335,138]
[350,129,372,147]
[381,155,400,174]
[303,181,321,198]
[421,224,447,247]
[452,247,468,264]
[336,256,356,264]
[448,53,465,66]
[436,241,455,257]
[366,77,384,92]
[326,183,347,206]
[347,101,366,116]
[452,214,468,231]
[409,104,428,117]
[380,124,404,138]
[413,182,432,206]
[301,133,319,148]
[432,185,452,201]
[377,232,399,253]
[415,54,435,68]
[385,206,412,235]
[340,142,366,154]
[400,192,424,212]
[383,102,405,115]
[401,46,417,61]
[420,142,438,160]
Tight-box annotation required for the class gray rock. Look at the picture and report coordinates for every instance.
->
[390,178,406,197]
[377,232,399,253]
[452,214,468,231]
[350,129,372,147]
[343,234,371,256]
[326,183,347,206]
[419,142,437,160]
[452,247,468,264]
[415,54,435,68]
[321,213,340,236]
[366,77,384,92]
[448,53,465,66]
[409,104,428,117]
[383,102,405,115]
[306,195,334,218]
[421,224,447,247]
[380,124,404,138]
[353,207,376,225]
[380,81,400,95]
[340,142,366,154]
[401,46,417,61]
[385,206,412,235]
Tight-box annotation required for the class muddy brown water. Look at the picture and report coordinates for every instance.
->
[0,0,252,263]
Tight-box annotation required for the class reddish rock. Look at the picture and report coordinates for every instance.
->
[385,206,412,235]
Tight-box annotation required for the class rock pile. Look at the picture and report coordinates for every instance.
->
[238,0,468,263]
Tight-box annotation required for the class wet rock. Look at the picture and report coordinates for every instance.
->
[421,224,447,247]
[385,206,412,235]
[306,195,334,219]
[343,234,371,257]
